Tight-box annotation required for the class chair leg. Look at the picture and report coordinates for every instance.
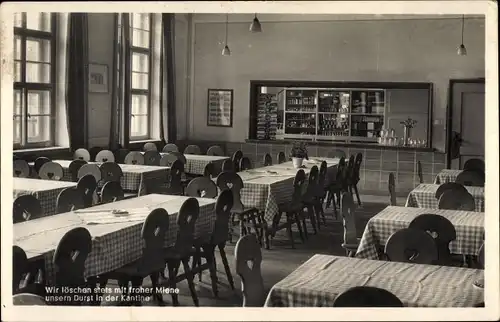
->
[166,260,180,306]
[149,271,163,304]
[295,213,305,242]
[205,246,219,297]
[131,277,143,306]
[285,215,295,249]
[299,209,309,239]
[218,244,235,290]
[307,205,318,234]
[353,184,362,206]
[196,253,203,282]
[181,257,199,307]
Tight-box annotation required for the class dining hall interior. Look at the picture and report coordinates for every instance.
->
[8,8,495,309]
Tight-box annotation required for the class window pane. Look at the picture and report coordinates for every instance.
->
[131,52,148,73]
[131,115,149,138]
[13,116,22,144]
[26,62,51,83]
[14,62,21,82]
[14,36,21,59]
[26,12,51,32]
[131,94,148,114]
[132,29,150,48]
[27,115,51,143]
[14,90,22,115]
[14,13,23,28]
[132,13,150,30]
[26,38,51,63]
[14,89,22,144]
[27,90,51,115]
[132,72,148,90]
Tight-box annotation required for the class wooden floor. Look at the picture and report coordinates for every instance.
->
[101,194,407,307]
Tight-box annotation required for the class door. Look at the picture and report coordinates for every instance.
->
[449,80,485,169]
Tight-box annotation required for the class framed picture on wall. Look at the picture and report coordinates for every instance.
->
[207,89,233,127]
[88,63,109,93]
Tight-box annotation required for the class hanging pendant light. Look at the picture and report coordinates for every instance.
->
[222,14,231,56]
[249,13,262,33]
[457,15,467,56]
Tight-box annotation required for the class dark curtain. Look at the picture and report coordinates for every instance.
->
[161,13,177,143]
[66,13,89,150]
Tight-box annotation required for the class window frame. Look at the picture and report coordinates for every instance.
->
[13,13,57,150]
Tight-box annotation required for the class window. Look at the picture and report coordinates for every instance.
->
[118,13,153,140]
[13,13,56,148]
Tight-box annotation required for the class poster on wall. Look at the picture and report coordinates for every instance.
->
[207,89,233,127]
[88,63,109,93]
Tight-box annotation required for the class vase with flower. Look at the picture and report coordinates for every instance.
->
[400,118,418,146]
[290,141,309,168]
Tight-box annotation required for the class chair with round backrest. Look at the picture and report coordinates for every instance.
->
[417,160,424,184]
[408,214,456,265]
[435,182,468,200]
[388,172,397,206]
[184,144,201,155]
[13,246,29,294]
[34,157,51,174]
[99,161,123,183]
[385,228,438,265]
[328,149,347,159]
[56,188,85,214]
[143,142,158,152]
[185,177,218,198]
[169,151,187,165]
[234,234,265,307]
[14,159,31,178]
[68,160,88,182]
[232,150,243,172]
[222,159,234,172]
[302,165,320,233]
[13,195,43,223]
[53,227,92,305]
[455,170,485,187]
[124,151,145,165]
[164,198,200,306]
[38,162,64,181]
[77,174,97,208]
[314,161,328,225]
[77,163,102,183]
[344,155,355,193]
[162,143,179,153]
[89,147,103,162]
[159,153,174,167]
[73,148,90,162]
[438,189,475,211]
[101,181,125,204]
[340,192,359,257]
[333,286,404,307]
[143,150,161,166]
[206,145,224,156]
[239,157,252,171]
[263,153,272,166]
[95,150,115,163]
[351,153,363,206]
[153,159,184,195]
[463,158,485,173]
[203,162,216,178]
[277,151,286,164]
[325,156,346,216]
[114,148,130,164]
[13,293,48,306]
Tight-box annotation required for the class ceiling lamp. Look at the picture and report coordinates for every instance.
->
[457,15,467,56]
[222,14,231,56]
[249,13,262,33]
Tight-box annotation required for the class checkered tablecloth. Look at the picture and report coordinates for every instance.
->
[13,178,78,218]
[434,169,463,184]
[405,184,484,212]
[264,254,484,307]
[14,194,217,285]
[355,206,484,260]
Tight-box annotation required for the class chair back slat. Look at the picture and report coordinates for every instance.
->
[353,153,363,183]
[234,234,265,307]
[143,142,158,152]
[455,170,485,187]
[13,195,43,223]
[13,293,48,306]
[263,153,272,166]
[34,157,51,173]
[291,169,307,207]
[216,172,245,212]
[139,208,169,272]
[114,148,130,164]
[77,164,102,183]
[101,181,125,203]
[39,162,64,181]
[207,145,224,156]
[341,192,357,245]
[69,160,87,182]
[211,189,234,245]
[333,286,403,307]
[124,151,145,165]
[185,177,218,198]
[173,198,199,255]
[95,150,115,163]
[388,173,396,206]
[222,159,234,172]
[168,160,184,195]
[13,159,30,178]
[463,158,484,173]
[203,163,215,178]
[144,150,161,166]
[13,246,29,294]
[73,148,90,162]
[76,174,97,208]
[304,165,319,200]
[477,243,485,268]
[435,182,468,200]
[99,162,123,183]
[184,145,201,155]
[232,151,243,172]
[162,143,179,153]
[277,152,286,164]
[438,189,475,211]
[385,228,438,264]
[89,147,103,161]
[239,157,252,171]
[417,160,424,183]
[56,188,84,213]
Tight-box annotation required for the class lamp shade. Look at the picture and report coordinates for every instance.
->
[222,45,231,56]
[250,16,262,33]
[457,44,467,56]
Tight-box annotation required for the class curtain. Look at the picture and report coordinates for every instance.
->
[161,13,177,143]
[66,13,89,150]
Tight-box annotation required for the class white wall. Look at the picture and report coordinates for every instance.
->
[188,14,485,150]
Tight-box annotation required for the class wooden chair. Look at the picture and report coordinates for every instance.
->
[34,157,51,173]
[160,153,177,166]
[99,161,123,183]
[77,174,97,208]
[168,151,187,165]
[39,162,64,181]
[328,149,347,159]
[69,160,87,182]
[144,150,161,166]
[333,286,403,307]
[89,147,103,161]
[216,171,262,243]
[100,208,169,305]
[344,155,355,195]
[185,177,218,198]
[350,153,363,206]
[263,153,272,166]
[203,162,216,178]
[74,148,90,161]
[77,164,102,184]
[95,150,115,163]
[101,181,125,203]
[463,158,484,173]
[455,170,485,187]
[207,145,224,156]
[232,150,243,172]
[124,151,145,165]
[409,214,456,265]
[14,159,30,178]
[52,227,93,305]
[325,156,346,216]
[56,188,84,213]
[167,160,185,195]
[13,293,48,305]
[13,195,43,223]
[385,228,438,264]
[277,151,286,164]
[438,189,475,211]
[184,144,201,155]
[340,192,360,257]
[192,189,235,295]
[114,148,130,164]
[315,161,328,225]
[435,182,468,200]
[388,172,397,206]
[234,234,265,307]
[301,165,320,234]
[239,157,252,171]
[163,198,200,306]
[13,246,29,294]
[222,159,234,172]
[162,143,179,153]
[143,142,158,152]
[417,160,424,183]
